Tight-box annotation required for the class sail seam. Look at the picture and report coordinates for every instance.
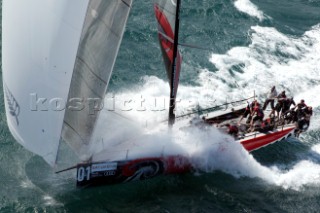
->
[88,3,127,38]
[77,56,109,85]
[73,60,105,99]
[63,120,86,144]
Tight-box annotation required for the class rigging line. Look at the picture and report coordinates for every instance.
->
[161,96,255,122]
[121,0,131,8]
[178,42,214,52]
[55,165,78,174]
[108,110,155,134]
[157,31,174,43]
[157,31,214,51]
[109,110,137,123]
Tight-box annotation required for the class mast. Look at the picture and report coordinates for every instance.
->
[168,0,181,126]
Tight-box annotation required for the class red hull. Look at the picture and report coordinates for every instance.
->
[240,126,295,152]
[76,155,191,187]
[76,126,295,187]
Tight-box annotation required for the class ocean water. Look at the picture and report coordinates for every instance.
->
[1,0,320,212]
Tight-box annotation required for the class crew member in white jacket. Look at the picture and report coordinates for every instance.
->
[262,86,277,110]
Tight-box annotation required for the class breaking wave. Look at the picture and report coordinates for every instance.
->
[209,24,320,106]
[234,0,266,21]
[189,128,320,190]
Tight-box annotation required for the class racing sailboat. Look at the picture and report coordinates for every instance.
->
[2,0,309,188]
[200,101,298,152]
[2,0,189,188]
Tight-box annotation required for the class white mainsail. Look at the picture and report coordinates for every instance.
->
[2,0,132,166]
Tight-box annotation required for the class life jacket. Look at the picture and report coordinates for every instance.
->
[229,125,239,134]
[297,103,306,109]
[245,102,254,111]
[254,106,264,117]
[277,94,287,103]
[285,99,294,108]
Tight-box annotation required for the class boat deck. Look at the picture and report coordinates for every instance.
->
[200,104,297,151]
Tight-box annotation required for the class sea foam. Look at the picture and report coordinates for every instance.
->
[234,0,266,21]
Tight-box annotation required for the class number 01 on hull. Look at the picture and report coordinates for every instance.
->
[76,156,191,187]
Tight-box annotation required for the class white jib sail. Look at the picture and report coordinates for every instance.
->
[2,0,90,166]
[2,0,132,166]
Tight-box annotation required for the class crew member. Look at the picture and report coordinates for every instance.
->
[273,90,287,118]
[263,86,277,110]
[295,99,307,109]
[249,102,264,132]
[295,99,308,120]
[238,100,256,125]
[260,118,275,132]
[283,97,296,113]
[305,106,313,126]
[225,123,239,138]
